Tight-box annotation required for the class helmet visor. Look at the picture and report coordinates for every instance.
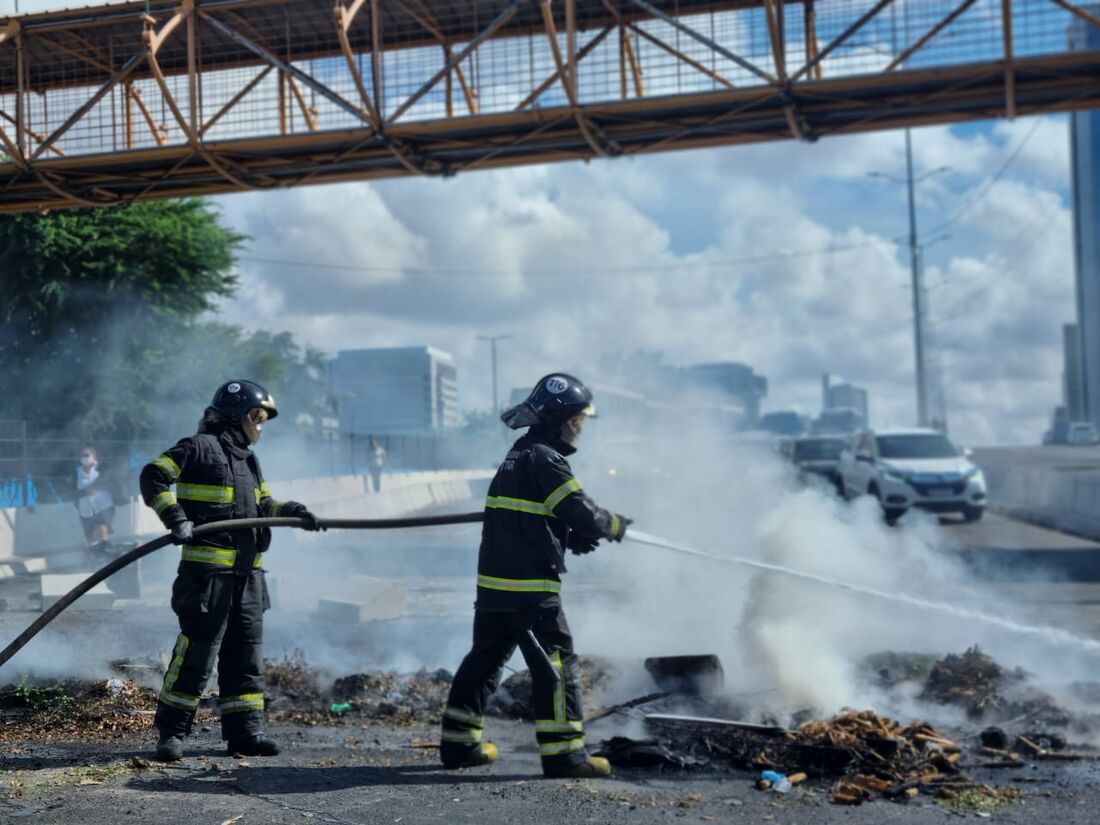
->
[242,407,269,444]
[500,403,542,430]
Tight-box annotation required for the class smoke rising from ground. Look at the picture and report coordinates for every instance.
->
[564,418,1100,723]
[6,391,1100,734]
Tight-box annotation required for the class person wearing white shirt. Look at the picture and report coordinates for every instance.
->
[75,446,115,548]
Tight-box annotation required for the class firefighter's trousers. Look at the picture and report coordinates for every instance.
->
[155,566,269,741]
[441,606,587,773]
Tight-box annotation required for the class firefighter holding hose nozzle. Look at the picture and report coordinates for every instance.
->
[140,380,321,763]
[440,374,631,778]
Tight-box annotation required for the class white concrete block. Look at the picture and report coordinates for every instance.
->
[12,557,47,574]
[41,574,115,610]
[316,576,407,622]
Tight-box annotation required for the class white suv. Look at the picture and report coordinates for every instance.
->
[838,428,987,523]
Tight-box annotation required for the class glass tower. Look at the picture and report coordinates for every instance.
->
[1070,15,1100,425]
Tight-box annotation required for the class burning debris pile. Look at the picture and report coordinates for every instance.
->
[598,647,1100,805]
[919,646,1027,718]
[328,669,452,723]
[265,652,452,725]
[787,711,970,805]
[612,707,1020,806]
[871,646,1078,728]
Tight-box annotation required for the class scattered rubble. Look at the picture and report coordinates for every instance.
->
[0,678,202,743]
[920,646,1027,718]
[264,651,452,725]
[489,656,619,720]
[328,669,452,723]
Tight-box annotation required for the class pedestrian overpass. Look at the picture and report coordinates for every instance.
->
[1,0,1098,212]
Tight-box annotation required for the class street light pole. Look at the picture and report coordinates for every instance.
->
[476,333,513,414]
[868,134,951,429]
[904,129,930,428]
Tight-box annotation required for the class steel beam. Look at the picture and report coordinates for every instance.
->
[884,0,979,72]
[1002,0,1015,119]
[515,26,613,110]
[792,0,894,82]
[1050,0,1100,29]
[628,0,775,84]
[387,0,523,125]
[30,51,145,160]
[201,11,373,126]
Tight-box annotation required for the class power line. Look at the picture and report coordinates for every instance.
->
[924,118,1043,236]
[239,239,895,278]
[929,207,1063,323]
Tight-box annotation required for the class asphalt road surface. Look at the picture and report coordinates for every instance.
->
[3,512,1100,824]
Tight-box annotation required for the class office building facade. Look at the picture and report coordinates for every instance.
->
[329,346,460,434]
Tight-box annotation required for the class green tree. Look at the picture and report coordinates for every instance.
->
[0,199,249,438]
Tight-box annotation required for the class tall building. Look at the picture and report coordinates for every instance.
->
[329,346,460,434]
[826,382,870,425]
[680,362,768,424]
[1064,323,1086,422]
[1070,15,1100,427]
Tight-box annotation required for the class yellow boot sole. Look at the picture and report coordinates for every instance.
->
[546,756,611,778]
[442,742,498,769]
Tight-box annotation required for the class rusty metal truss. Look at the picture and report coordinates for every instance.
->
[0,0,1099,212]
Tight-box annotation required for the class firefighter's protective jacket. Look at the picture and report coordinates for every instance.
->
[140,427,291,572]
[475,427,620,611]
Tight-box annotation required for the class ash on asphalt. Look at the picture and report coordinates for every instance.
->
[4,718,1100,825]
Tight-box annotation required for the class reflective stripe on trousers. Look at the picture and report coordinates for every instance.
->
[181,545,263,568]
[219,693,264,714]
[476,574,561,594]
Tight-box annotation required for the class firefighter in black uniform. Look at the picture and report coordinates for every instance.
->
[440,374,631,778]
[141,380,321,762]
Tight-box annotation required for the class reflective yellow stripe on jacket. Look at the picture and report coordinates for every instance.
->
[176,482,234,504]
[181,544,263,568]
[150,491,177,515]
[153,454,182,483]
[476,575,561,594]
[485,478,582,518]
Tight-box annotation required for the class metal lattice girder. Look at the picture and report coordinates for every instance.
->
[1,0,1099,212]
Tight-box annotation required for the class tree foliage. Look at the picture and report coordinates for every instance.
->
[0,200,318,439]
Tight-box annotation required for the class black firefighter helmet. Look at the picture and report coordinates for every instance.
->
[210,380,279,422]
[501,373,596,430]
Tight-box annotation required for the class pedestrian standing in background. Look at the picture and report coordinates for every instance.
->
[75,445,116,550]
[368,435,387,492]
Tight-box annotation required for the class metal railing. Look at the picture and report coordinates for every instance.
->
[2,0,1099,210]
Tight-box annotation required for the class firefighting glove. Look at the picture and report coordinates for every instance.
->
[282,501,325,531]
[170,520,193,545]
[568,533,600,556]
[606,513,632,543]
[160,505,193,545]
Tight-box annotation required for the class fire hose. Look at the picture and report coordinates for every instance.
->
[0,513,484,672]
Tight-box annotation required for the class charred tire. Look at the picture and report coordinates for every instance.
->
[883,507,907,525]
[962,506,984,523]
[870,484,906,525]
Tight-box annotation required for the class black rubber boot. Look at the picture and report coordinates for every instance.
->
[226,736,280,757]
[155,735,184,762]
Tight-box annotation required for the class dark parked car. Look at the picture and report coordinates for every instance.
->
[782,436,847,492]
